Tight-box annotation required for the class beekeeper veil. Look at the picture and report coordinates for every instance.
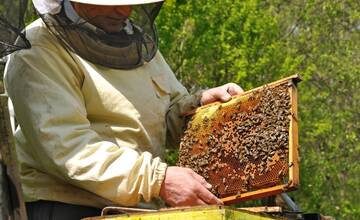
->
[33,0,164,69]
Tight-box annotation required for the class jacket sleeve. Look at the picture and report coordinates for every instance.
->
[158,55,203,148]
[4,45,167,206]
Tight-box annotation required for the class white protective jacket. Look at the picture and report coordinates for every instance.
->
[4,19,200,208]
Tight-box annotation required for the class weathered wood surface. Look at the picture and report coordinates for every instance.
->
[288,80,300,187]
[0,71,27,219]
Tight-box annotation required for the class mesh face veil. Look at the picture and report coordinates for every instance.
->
[38,0,163,69]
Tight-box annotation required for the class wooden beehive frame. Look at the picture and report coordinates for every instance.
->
[181,75,301,204]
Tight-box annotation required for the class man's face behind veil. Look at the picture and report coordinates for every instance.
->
[72,3,132,33]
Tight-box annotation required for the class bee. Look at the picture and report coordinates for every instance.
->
[278,169,284,177]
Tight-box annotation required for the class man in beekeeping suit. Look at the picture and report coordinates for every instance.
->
[4,0,243,218]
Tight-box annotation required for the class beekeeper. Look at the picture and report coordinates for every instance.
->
[4,0,243,218]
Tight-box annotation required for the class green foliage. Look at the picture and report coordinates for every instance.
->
[157,0,302,90]
[24,2,38,26]
[0,0,35,26]
[164,149,179,166]
[159,0,360,219]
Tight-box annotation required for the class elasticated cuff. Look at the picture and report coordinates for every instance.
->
[190,89,205,108]
[153,161,168,197]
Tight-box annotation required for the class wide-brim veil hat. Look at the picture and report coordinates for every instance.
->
[33,0,164,14]
[69,0,164,5]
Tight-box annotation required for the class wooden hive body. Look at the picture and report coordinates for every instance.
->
[84,206,279,220]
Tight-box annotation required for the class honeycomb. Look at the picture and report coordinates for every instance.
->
[178,82,295,201]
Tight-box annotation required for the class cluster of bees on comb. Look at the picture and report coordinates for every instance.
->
[178,84,292,198]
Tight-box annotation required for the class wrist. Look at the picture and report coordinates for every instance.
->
[155,162,168,198]
[194,90,205,107]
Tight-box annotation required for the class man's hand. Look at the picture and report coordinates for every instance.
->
[201,83,243,106]
[159,167,223,207]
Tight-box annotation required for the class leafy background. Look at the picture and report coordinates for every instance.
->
[157,0,359,219]
[1,0,359,219]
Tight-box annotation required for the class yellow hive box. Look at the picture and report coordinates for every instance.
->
[83,206,281,220]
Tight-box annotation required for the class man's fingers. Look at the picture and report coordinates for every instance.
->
[196,186,224,205]
[160,167,224,207]
[209,89,231,103]
[191,171,212,189]
[200,83,243,105]
[193,198,207,206]
[226,83,244,96]
[189,169,222,205]
[220,93,232,102]
[218,83,243,102]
